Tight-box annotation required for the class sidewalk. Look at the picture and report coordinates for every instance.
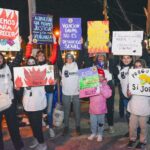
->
[3,87,150,150]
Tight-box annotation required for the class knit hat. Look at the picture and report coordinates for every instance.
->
[97,69,105,77]
[66,53,74,60]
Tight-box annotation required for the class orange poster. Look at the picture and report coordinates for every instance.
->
[0,8,20,51]
[87,21,109,54]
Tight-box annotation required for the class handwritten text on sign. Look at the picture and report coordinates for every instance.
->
[32,14,53,44]
[79,66,100,98]
[129,69,150,96]
[0,8,20,51]
[14,65,54,88]
[60,18,82,50]
[112,31,143,56]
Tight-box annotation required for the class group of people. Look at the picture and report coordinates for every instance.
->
[0,36,150,150]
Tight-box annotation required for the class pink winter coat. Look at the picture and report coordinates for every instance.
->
[89,80,112,115]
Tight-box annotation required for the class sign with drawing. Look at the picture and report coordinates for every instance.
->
[129,68,150,96]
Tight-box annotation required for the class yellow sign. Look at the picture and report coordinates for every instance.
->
[87,21,109,54]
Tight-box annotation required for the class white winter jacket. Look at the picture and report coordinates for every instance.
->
[118,66,131,98]
[0,64,14,101]
[23,86,47,112]
[62,62,79,95]
[127,95,150,116]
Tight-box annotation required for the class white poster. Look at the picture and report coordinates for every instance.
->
[0,8,20,51]
[13,65,54,88]
[112,31,143,56]
[129,68,150,96]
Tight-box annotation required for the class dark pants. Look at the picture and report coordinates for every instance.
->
[118,84,125,118]
[106,80,115,126]
[27,110,44,143]
[0,103,24,150]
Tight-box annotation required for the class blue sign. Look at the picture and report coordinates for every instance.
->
[60,18,82,50]
[32,14,53,44]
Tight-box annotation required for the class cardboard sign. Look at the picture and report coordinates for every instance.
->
[14,65,54,88]
[87,21,109,54]
[60,18,82,50]
[32,14,53,44]
[129,68,150,96]
[79,66,100,98]
[112,31,143,56]
[0,8,20,51]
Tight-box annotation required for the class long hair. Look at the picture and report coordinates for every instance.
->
[0,53,6,69]
[134,59,147,68]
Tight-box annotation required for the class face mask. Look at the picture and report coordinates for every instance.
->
[27,59,36,66]
[97,61,104,69]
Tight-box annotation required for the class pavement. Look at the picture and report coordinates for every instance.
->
[2,87,150,150]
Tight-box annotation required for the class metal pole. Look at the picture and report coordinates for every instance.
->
[28,0,36,35]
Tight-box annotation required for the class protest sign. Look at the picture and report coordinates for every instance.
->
[129,68,150,96]
[14,65,54,88]
[32,14,53,44]
[112,31,143,56]
[60,18,82,50]
[87,21,109,54]
[0,8,20,51]
[79,66,100,98]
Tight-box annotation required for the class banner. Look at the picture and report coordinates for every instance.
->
[14,65,54,88]
[87,21,109,54]
[60,18,82,50]
[32,14,53,44]
[129,68,150,96]
[79,66,100,98]
[0,8,20,51]
[112,31,143,56]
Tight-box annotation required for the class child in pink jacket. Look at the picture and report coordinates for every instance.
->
[88,69,112,142]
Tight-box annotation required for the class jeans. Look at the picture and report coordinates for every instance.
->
[123,98,130,123]
[90,114,105,136]
[46,93,53,128]
[62,94,80,128]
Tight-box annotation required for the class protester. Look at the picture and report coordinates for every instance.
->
[61,53,81,136]
[95,53,115,133]
[22,56,47,150]
[26,35,58,138]
[0,41,24,150]
[117,56,133,128]
[127,59,150,149]
[88,69,112,142]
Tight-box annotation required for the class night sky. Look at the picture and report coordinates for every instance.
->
[0,0,148,41]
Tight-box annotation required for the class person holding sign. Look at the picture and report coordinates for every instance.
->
[127,59,150,149]
[26,34,58,138]
[22,57,48,150]
[88,69,112,142]
[117,55,133,137]
[61,53,81,136]
[0,52,24,150]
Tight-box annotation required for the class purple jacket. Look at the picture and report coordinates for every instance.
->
[89,80,112,115]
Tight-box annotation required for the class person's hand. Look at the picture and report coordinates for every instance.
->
[19,36,22,45]
[127,89,132,97]
[15,87,20,91]
[28,34,32,44]
[53,34,57,44]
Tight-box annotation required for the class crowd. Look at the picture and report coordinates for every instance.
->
[0,35,150,150]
